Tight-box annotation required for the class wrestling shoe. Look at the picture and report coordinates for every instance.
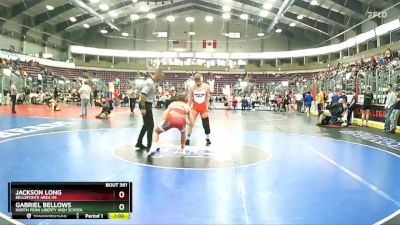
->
[135,143,147,149]
[206,139,211,146]
[185,139,190,146]
[174,149,185,156]
[147,147,159,157]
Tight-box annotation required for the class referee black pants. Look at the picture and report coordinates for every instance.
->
[137,102,154,148]
[11,95,16,113]
[129,98,137,113]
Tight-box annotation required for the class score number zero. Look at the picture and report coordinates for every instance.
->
[105,183,129,211]
[118,191,126,211]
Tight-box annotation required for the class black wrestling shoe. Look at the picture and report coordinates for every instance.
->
[135,143,147,149]
[185,139,190,146]
[206,139,211,146]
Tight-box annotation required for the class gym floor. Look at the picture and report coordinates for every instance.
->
[0,104,400,225]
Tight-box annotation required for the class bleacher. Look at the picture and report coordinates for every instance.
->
[18,61,318,92]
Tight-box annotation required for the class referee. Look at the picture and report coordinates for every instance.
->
[10,81,18,114]
[135,69,165,152]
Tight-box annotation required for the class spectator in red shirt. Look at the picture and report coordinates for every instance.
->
[277,96,283,111]
[114,88,120,106]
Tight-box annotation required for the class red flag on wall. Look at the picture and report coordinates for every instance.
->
[202,40,217,49]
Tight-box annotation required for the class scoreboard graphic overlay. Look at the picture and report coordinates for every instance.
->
[8,182,132,220]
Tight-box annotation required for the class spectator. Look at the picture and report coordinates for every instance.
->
[10,81,18,114]
[107,81,114,101]
[250,92,257,110]
[317,88,325,115]
[159,94,167,108]
[304,91,313,116]
[389,92,400,133]
[231,95,238,110]
[53,87,59,102]
[241,95,246,112]
[24,85,31,103]
[290,93,296,112]
[384,84,396,132]
[223,95,229,110]
[327,89,334,105]
[370,56,377,69]
[113,88,120,107]
[302,90,307,112]
[276,95,283,112]
[245,95,251,110]
[361,87,373,127]
[127,87,138,115]
[37,73,43,86]
[295,92,303,112]
[385,48,392,62]
[208,94,214,110]
[284,92,291,112]
[331,90,340,103]
[347,90,357,125]
[339,90,348,105]
[78,81,92,117]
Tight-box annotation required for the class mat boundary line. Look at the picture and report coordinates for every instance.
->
[374,209,400,225]
[0,212,24,225]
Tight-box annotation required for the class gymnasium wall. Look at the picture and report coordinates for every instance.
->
[0,20,66,60]
[0,34,21,51]
[80,11,312,53]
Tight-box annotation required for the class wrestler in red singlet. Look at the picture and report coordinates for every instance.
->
[160,102,189,132]
[148,95,194,156]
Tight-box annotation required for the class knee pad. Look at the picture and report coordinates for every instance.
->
[201,117,210,134]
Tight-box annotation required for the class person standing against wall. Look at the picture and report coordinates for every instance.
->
[384,84,396,132]
[316,88,325,116]
[10,81,18,114]
[78,81,92,117]
[135,69,165,151]
[361,86,373,127]
[389,91,400,133]
[347,90,357,125]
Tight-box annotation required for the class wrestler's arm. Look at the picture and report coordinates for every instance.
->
[205,84,211,108]
[139,94,148,115]
[187,88,194,107]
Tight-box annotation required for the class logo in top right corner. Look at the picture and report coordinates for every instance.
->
[367,11,387,19]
